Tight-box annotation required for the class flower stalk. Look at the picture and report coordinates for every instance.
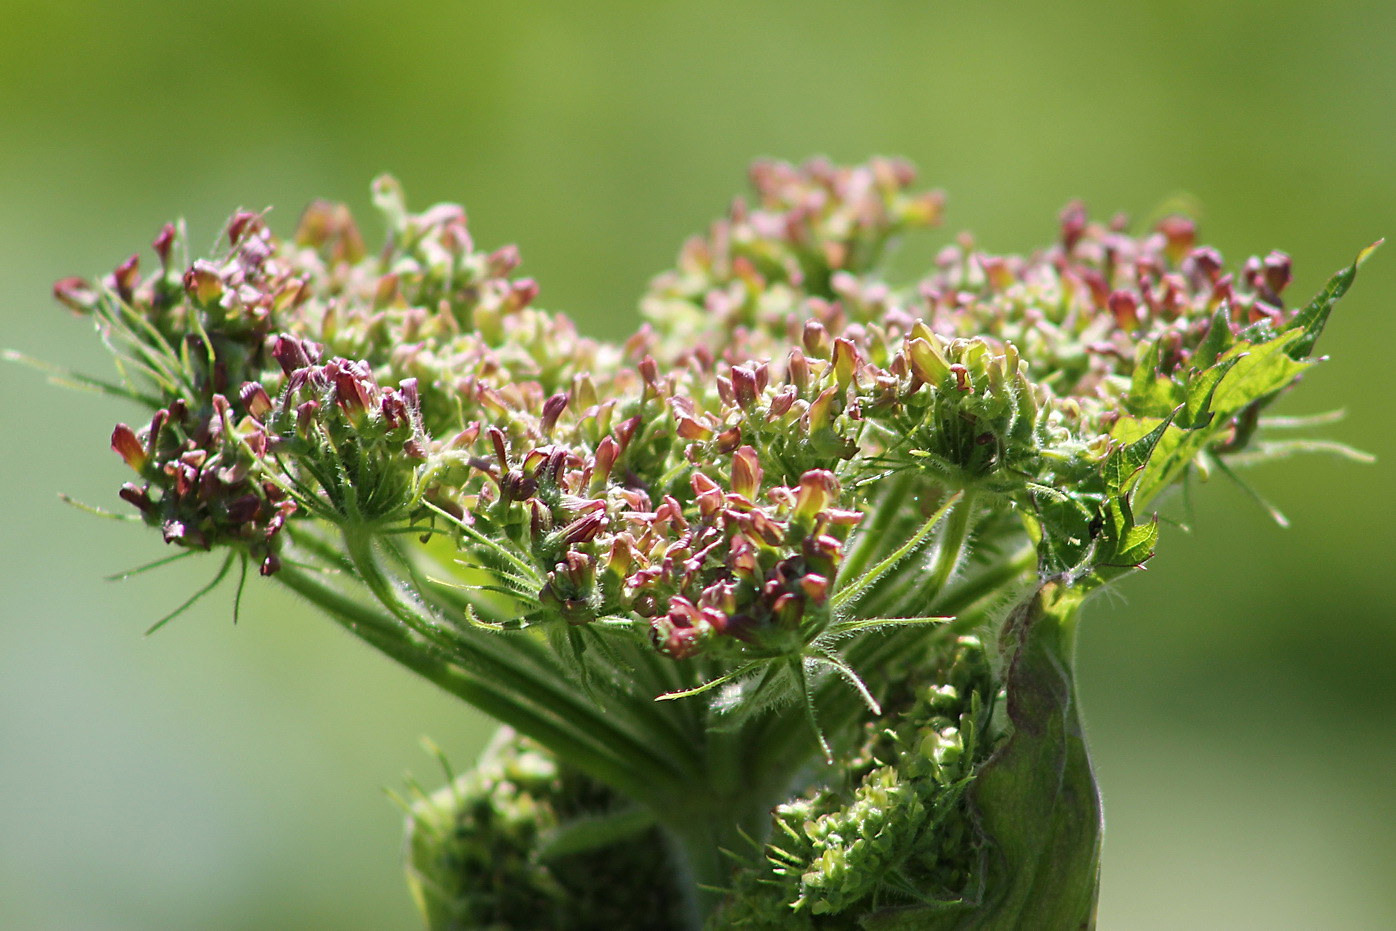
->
[32,158,1375,928]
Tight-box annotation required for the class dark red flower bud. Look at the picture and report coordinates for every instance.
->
[296,400,319,438]
[541,392,569,437]
[1155,215,1195,264]
[152,224,176,271]
[731,446,763,500]
[53,277,97,314]
[614,416,641,451]
[1108,290,1140,330]
[1189,247,1223,284]
[502,469,538,501]
[486,244,521,277]
[111,423,147,472]
[238,382,274,419]
[118,483,155,514]
[731,365,760,409]
[593,436,620,483]
[112,255,140,303]
[560,511,606,546]
[488,427,510,472]
[1263,251,1292,297]
[504,278,539,312]
[530,499,553,538]
[227,211,259,246]
[1060,201,1087,252]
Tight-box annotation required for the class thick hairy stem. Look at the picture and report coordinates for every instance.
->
[959,580,1102,929]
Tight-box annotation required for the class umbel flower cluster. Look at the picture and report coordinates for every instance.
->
[45,159,1371,928]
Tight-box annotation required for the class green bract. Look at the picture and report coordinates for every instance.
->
[43,158,1372,928]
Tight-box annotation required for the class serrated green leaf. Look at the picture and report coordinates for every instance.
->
[1207,332,1307,415]
[1030,487,1096,576]
[1179,355,1242,430]
[1283,240,1381,361]
[1103,412,1175,496]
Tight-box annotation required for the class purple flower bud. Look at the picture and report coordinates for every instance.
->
[488,427,510,473]
[224,494,263,524]
[614,416,641,452]
[767,386,796,418]
[541,392,569,437]
[731,365,760,409]
[330,363,372,420]
[399,378,420,414]
[502,470,538,501]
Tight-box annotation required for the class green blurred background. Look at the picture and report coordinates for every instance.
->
[2,1,1393,927]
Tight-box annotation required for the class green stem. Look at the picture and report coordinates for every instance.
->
[340,526,700,791]
[925,486,977,600]
[275,560,665,804]
[838,472,918,585]
[961,581,1101,927]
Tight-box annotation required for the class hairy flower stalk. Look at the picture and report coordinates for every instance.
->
[36,158,1374,928]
